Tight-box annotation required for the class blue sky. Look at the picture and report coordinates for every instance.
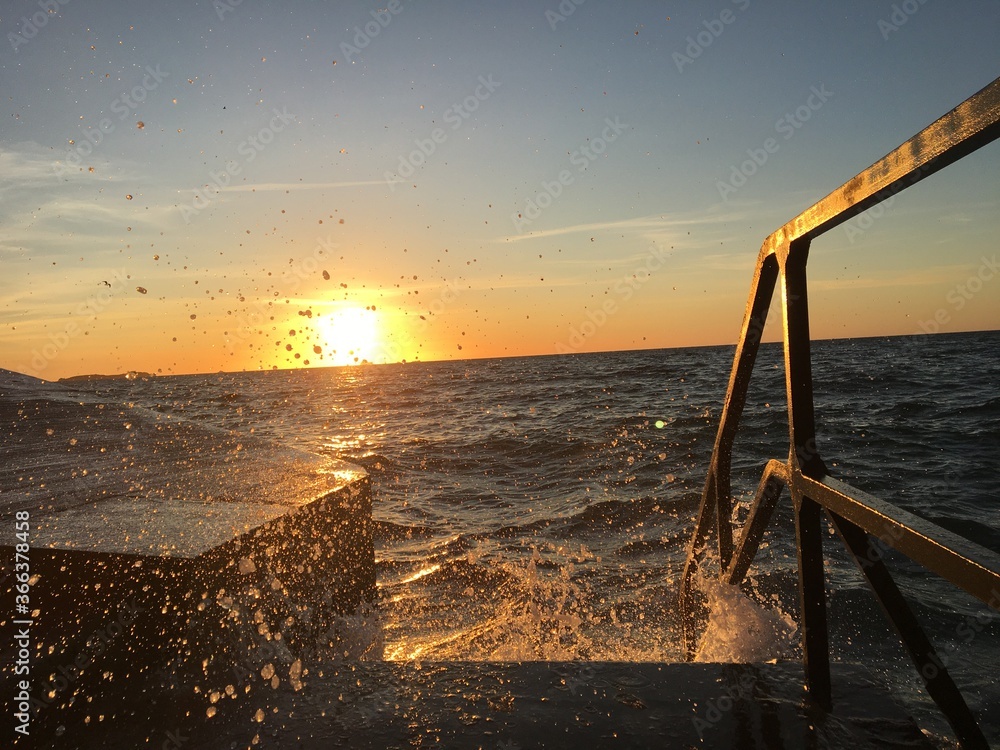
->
[1,0,998,377]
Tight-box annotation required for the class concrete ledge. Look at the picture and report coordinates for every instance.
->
[0,369,376,741]
[31,661,933,749]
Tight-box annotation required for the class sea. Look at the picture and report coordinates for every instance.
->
[73,330,1000,744]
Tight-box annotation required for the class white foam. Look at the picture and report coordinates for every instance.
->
[694,574,799,663]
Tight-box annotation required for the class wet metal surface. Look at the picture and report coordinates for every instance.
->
[679,76,1000,748]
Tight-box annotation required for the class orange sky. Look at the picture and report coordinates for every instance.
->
[2,3,998,380]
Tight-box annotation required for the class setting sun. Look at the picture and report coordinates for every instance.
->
[318,307,381,366]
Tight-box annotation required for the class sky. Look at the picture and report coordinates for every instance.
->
[1,0,998,379]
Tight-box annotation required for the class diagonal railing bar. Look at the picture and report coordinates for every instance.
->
[829,511,988,748]
[678,75,1000,748]
[679,253,779,650]
[799,475,1000,607]
[724,459,786,586]
[765,75,1000,253]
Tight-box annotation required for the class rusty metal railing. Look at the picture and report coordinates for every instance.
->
[678,76,1000,749]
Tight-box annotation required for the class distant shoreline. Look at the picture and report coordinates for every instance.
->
[44,328,1000,382]
[57,371,156,383]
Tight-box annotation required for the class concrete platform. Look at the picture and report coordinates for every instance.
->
[0,369,376,744]
[33,661,934,749]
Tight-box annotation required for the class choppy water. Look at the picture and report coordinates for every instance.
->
[77,330,1000,742]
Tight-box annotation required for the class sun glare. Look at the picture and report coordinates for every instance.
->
[319,307,381,366]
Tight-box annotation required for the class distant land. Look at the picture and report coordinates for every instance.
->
[58,371,156,383]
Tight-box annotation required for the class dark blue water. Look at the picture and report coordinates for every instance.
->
[78,330,1000,744]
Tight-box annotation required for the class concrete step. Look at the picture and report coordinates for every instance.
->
[37,661,933,749]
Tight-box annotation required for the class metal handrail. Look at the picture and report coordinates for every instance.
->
[678,76,1000,749]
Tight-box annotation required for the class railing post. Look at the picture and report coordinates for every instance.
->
[794,493,831,708]
[781,238,831,706]
[781,238,826,480]
[679,76,1000,743]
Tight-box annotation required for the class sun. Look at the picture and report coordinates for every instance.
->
[318,307,380,366]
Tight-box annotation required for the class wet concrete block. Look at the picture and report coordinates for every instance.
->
[0,369,375,742]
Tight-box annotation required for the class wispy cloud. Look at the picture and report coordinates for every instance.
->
[938,212,973,225]
[497,208,754,245]
[0,142,77,189]
[0,194,177,258]
[0,141,139,189]
[0,142,166,239]
[810,264,977,291]
[502,214,721,243]
[697,252,758,272]
[219,180,388,193]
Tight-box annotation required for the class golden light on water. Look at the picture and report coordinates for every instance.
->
[395,563,442,586]
[318,306,381,366]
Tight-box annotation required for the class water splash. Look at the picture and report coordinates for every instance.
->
[482,548,594,661]
[693,574,798,663]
